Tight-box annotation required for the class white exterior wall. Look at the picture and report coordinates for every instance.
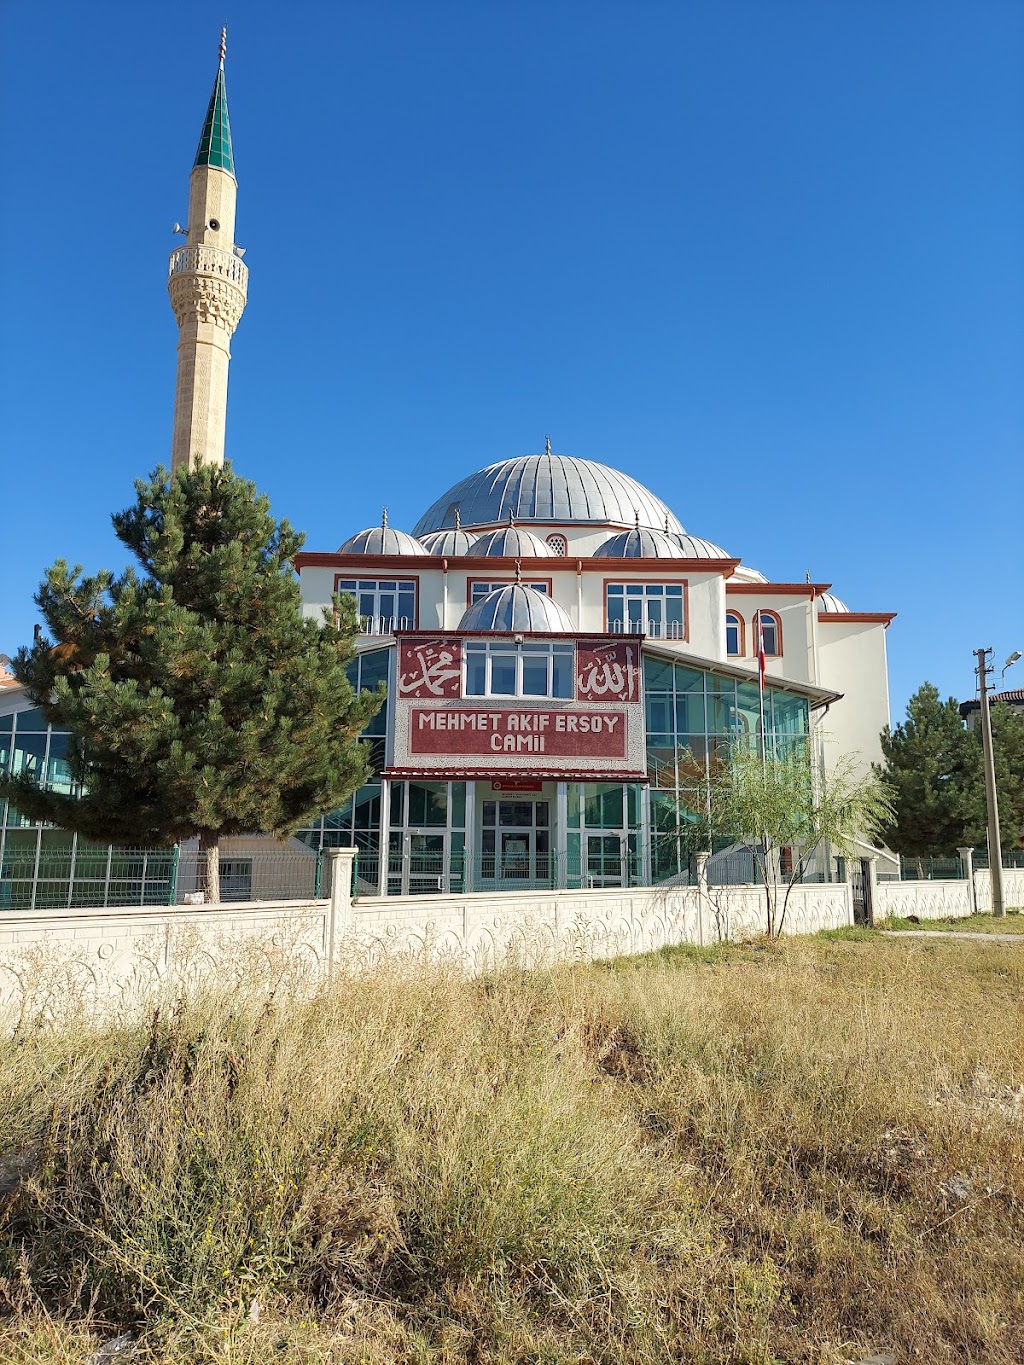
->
[723,591,816,685]
[816,620,891,775]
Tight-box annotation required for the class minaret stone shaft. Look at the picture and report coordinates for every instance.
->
[168,30,248,470]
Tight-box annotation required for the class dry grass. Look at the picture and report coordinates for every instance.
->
[0,933,1022,1363]
[885,911,1024,934]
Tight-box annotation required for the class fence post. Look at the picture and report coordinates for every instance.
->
[957,847,976,914]
[695,851,710,948]
[863,855,878,929]
[325,848,357,970]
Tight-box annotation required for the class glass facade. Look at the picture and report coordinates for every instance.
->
[644,656,810,883]
[294,648,391,874]
[0,707,180,909]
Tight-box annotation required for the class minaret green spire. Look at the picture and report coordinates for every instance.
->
[193,27,234,176]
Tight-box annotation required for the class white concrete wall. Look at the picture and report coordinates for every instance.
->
[875,879,974,921]
[0,873,853,1015]
[975,868,1024,913]
[874,867,1024,920]
[815,620,891,775]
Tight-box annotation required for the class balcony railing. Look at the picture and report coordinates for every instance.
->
[608,617,684,639]
[168,244,249,291]
[359,615,412,636]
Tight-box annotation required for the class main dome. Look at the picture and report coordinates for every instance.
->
[413,454,685,536]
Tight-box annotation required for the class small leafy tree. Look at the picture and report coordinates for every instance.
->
[874,682,969,862]
[689,745,893,937]
[0,463,385,902]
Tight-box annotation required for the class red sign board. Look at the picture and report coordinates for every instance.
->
[491,778,543,792]
[408,706,628,759]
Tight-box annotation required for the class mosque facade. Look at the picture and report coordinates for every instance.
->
[0,40,895,906]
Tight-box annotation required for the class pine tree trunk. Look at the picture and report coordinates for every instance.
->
[200,831,221,905]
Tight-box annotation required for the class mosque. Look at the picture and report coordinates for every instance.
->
[0,39,895,905]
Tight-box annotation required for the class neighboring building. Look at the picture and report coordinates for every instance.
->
[0,38,897,908]
[959,689,1024,731]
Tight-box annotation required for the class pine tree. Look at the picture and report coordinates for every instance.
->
[959,702,1024,854]
[874,682,968,860]
[0,464,384,901]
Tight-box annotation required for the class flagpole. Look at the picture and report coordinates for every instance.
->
[756,611,767,772]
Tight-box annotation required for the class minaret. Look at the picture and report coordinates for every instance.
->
[168,29,248,470]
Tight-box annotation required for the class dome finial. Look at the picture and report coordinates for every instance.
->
[634,508,641,530]
[507,508,516,527]
[515,559,523,584]
[806,569,811,584]
[219,25,227,66]
[454,508,461,529]
[664,513,670,534]
[381,506,388,530]
[544,435,552,456]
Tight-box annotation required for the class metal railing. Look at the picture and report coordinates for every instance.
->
[358,615,412,636]
[0,846,324,912]
[608,618,684,640]
[167,243,249,290]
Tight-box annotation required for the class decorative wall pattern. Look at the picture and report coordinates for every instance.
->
[0,874,853,1017]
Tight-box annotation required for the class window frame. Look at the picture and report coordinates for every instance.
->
[753,609,782,658]
[463,639,575,699]
[467,577,553,607]
[725,611,745,657]
[334,575,419,632]
[603,578,689,642]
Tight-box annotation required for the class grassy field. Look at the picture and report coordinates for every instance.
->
[1,932,1023,1364]
[885,911,1024,934]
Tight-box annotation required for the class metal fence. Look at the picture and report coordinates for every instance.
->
[0,845,325,912]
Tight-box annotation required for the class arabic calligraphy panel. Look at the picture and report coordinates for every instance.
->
[575,640,641,703]
[398,639,463,699]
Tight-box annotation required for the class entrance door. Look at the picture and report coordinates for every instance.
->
[480,800,551,886]
[388,831,448,895]
[587,834,625,888]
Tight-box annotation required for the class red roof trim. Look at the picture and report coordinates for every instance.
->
[726,582,831,597]
[383,768,650,784]
[817,611,897,626]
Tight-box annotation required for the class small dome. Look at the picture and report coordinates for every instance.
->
[420,527,476,556]
[413,451,685,535]
[670,534,729,558]
[338,511,427,556]
[468,525,553,558]
[728,565,768,584]
[818,592,850,613]
[593,526,686,559]
[459,584,574,633]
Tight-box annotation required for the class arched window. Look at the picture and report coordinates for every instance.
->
[546,534,567,556]
[726,611,744,656]
[754,610,781,657]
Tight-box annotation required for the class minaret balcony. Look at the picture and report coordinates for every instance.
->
[168,245,248,332]
[168,243,248,293]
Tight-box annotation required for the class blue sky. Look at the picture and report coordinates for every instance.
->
[1,0,1021,722]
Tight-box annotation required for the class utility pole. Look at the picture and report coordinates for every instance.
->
[974,647,1005,918]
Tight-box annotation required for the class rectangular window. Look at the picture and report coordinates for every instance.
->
[464,641,574,698]
[469,579,550,606]
[335,578,417,633]
[606,583,685,639]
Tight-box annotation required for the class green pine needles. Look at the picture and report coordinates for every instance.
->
[0,464,384,895]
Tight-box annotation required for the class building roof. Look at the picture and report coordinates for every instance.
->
[670,534,729,558]
[413,452,685,535]
[467,525,554,558]
[419,526,477,556]
[818,592,850,613]
[338,510,427,556]
[960,688,1024,717]
[593,526,686,559]
[458,583,574,632]
[728,565,769,584]
[193,46,235,176]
